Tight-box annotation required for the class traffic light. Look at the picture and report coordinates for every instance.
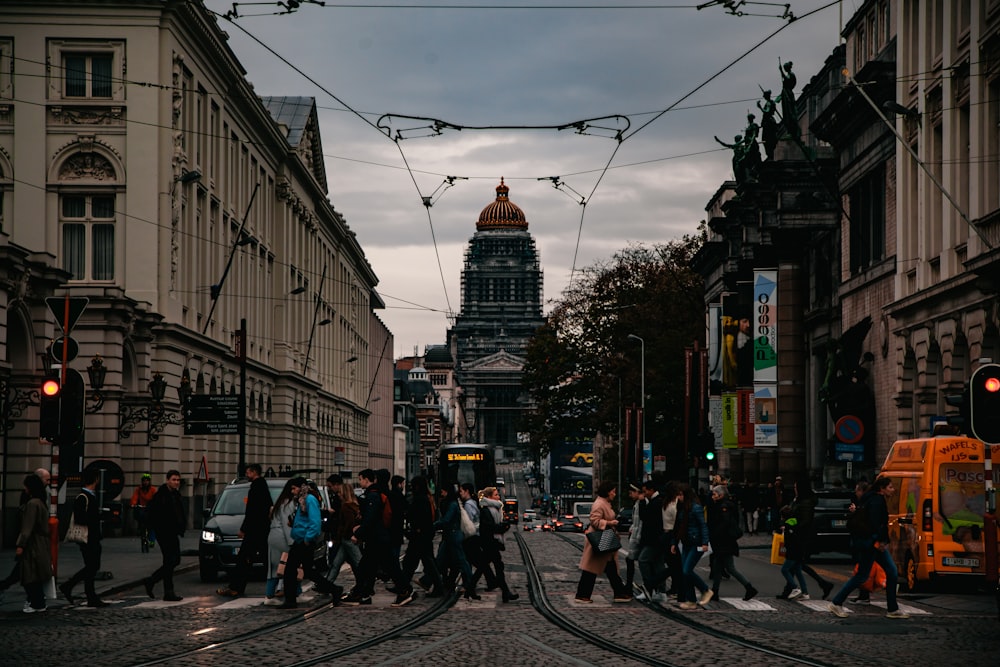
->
[970,363,1000,444]
[38,370,61,442]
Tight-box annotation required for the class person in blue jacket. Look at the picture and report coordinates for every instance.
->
[672,483,712,610]
[277,477,335,609]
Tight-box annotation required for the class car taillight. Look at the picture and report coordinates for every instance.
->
[922,499,932,532]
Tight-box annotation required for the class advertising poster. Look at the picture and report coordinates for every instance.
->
[708,304,723,395]
[722,392,738,448]
[548,434,594,494]
[709,396,723,451]
[737,388,755,448]
[643,442,652,477]
[753,269,778,383]
[754,384,778,446]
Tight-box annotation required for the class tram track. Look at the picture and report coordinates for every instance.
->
[551,532,900,667]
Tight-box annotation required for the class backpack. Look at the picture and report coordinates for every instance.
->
[847,498,873,536]
[379,493,392,530]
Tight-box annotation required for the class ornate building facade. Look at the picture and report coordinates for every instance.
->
[0,0,387,539]
[448,180,545,461]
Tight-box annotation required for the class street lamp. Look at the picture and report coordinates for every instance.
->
[627,334,645,480]
[118,372,183,442]
[85,354,108,414]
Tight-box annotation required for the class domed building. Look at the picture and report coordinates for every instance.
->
[447,179,545,460]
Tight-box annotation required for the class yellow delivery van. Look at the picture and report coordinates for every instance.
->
[880,436,1000,591]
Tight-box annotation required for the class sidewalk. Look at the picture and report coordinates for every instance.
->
[0,534,199,611]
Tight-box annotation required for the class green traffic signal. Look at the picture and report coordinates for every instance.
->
[705,450,716,461]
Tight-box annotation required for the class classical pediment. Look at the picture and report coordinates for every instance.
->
[463,349,525,371]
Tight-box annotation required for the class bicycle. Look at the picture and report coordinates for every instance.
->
[133,506,156,553]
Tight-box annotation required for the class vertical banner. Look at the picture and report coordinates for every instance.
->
[722,392,738,448]
[753,269,778,383]
[709,397,723,451]
[643,441,652,477]
[708,304,723,395]
[737,388,755,448]
[754,384,778,446]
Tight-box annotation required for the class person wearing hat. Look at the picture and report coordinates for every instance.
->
[130,473,158,551]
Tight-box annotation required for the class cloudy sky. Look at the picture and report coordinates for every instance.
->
[203,0,846,358]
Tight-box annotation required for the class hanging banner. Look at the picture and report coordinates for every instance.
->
[708,304,723,395]
[737,388,754,448]
[754,384,778,446]
[722,392,738,448]
[709,397,723,451]
[753,269,778,383]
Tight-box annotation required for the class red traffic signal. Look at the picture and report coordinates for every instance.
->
[970,364,1000,444]
[42,378,61,397]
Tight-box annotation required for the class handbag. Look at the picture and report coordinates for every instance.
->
[769,531,786,565]
[458,501,477,538]
[64,495,89,544]
[276,551,304,581]
[586,527,622,554]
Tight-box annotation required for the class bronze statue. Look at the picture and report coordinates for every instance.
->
[777,60,799,140]
[757,89,778,160]
[714,133,750,184]
[742,113,762,172]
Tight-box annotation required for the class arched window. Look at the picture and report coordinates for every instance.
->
[55,150,121,283]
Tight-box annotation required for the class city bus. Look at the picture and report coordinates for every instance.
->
[437,444,496,495]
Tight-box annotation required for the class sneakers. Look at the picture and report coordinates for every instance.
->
[799,594,811,601]
[263,597,283,606]
[787,588,803,600]
[743,585,758,601]
[613,595,632,603]
[698,589,714,606]
[391,589,414,607]
[850,593,871,604]
[633,591,648,601]
[829,603,850,618]
[22,604,46,614]
[341,591,372,606]
[678,601,699,610]
[574,597,593,603]
[886,609,911,619]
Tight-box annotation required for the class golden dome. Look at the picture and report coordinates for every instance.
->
[477,178,528,231]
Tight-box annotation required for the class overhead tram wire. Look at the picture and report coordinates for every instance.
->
[214,9,457,315]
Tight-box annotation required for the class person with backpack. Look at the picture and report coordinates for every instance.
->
[342,469,413,607]
[430,484,476,598]
[460,482,496,595]
[706,485,757,602]
[829,476,910,619]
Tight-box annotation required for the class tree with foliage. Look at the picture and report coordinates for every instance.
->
[522,232,706,480]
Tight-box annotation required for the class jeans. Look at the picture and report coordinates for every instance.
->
[781,557,808,593]
[832,543,900,612]
[680,546,709,603]
[401,533,442,591]
[148,534,181,594]
[326,540,362,586]
[710,553,751,591]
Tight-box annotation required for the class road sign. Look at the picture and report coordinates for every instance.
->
[84,459,125,499]
[835,415,865,444]
[50,336,79,363]
[834,442,865,462]
[196,456,211,482]
[45,296,89,335]
[183,394,243,435]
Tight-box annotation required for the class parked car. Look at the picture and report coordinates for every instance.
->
[812,489,856,555]
[199,474,330,582]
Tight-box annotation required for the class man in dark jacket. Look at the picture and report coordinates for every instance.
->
[342,469,412,607]
[829,476,908,619]
[636,479,666,599]
[218,464,272,597]
[60,469,107,607]
[144,470,185,601]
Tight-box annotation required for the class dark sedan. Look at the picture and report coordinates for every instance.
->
[812,489,856,555]
[553,514,585,533]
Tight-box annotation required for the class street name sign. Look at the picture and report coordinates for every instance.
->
[183,394,244,435]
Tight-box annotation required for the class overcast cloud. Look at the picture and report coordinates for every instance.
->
[203,0,844,357]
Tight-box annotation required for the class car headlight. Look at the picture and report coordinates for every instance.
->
[201,530,221,543]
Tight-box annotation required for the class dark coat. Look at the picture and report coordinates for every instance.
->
[17,498,51,585]
[241,476,273,539]
[638,493,665,546]
[388,488,408,545]
[406,492,436,539]
[355,486,389,544]
[148,484,185,537]
[783,495,817,560]
[73,488,103,543]
[707,498,741,557]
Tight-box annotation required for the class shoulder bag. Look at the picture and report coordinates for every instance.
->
[64,494,89,544]
[458,501,477,538]
[586,526,622,554]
